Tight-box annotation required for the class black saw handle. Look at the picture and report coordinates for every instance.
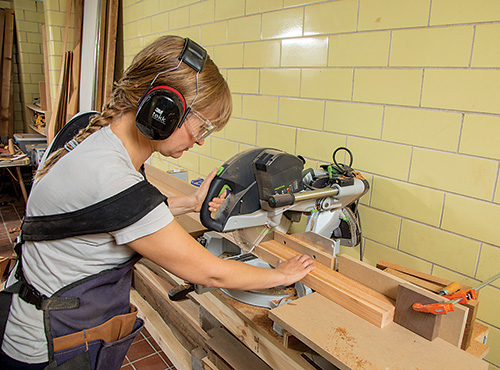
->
[200,175,230,232]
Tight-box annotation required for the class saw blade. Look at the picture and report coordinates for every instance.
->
[231,216,292,253]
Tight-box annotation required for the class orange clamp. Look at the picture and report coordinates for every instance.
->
[412,302,455,315]
[443,289,478,304]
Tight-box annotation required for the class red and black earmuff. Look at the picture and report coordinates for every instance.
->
[135,38,207,140]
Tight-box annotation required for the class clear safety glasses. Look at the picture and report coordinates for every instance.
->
[185,110,216,142]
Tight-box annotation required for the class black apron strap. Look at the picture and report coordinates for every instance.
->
[21,180,167,241]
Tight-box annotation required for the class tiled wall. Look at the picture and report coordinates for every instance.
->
[121,1,500,367]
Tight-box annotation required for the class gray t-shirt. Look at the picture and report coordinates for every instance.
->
[2,125,173,363]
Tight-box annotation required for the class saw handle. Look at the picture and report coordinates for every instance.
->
[268,193,295,208]
[168,283,195,301]
[200,176,230,232]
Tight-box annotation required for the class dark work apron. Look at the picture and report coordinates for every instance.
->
[0,180,167,370]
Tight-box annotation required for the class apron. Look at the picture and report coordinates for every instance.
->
[0,180,167,369]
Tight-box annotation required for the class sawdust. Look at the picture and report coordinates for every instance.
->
[250,286,296,295]
[319,327,376,369]
[335,327,356,345]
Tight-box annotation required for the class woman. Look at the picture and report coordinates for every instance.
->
[0,36,314,369]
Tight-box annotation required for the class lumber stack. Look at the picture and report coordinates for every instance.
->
[0,8,15,138]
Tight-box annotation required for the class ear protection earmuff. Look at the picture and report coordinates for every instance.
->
[135,38,207,141]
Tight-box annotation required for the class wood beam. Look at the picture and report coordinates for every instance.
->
[254,240,395,328]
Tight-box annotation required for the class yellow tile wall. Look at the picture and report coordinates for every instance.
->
[118,1,500,367]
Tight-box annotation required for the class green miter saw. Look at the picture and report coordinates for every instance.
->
[200,147,369,254]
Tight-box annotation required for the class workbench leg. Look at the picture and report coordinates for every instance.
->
[8,139,28,203]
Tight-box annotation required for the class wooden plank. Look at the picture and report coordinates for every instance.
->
[41,25,51,121]
[256,239,395,328]
[273,231,334,269]
[269,292,488,370]
[0,9,14,137]
[201,356,221,370]
[102,0,119,105]
[384,267,443,292]
[472,321,489,344]
[133,263,209,352]
[377,260,454,288]
[145,163,198,196]
[205,328,272,370]
[47,0,73,143]
[337,254,408,300]
[466,340,490,359]
[130,289,191,370]
[394,283,442,341]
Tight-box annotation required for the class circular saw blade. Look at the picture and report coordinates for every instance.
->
[232,216,292,253]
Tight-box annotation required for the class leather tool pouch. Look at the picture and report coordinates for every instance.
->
[49,305,143,370]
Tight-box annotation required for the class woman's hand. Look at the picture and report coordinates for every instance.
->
[169,168,225,216]
[193,168,227,214]
[275,254,315,286]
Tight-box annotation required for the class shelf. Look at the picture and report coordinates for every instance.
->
[25,103,46,137]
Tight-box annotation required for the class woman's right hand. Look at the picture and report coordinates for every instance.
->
[275,254,315,286]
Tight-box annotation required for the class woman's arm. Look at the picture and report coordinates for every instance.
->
[167,168,224,216]
[127,219,315,290]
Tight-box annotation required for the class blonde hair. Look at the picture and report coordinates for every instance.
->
[35,35,232,181]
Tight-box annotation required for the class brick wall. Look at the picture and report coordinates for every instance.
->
[117,1,500,367]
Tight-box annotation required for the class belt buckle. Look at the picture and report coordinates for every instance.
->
[19,283,45,310]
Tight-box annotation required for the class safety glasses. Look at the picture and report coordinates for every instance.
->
[185,110,216,142]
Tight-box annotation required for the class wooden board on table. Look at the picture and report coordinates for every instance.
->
[378,261,475,349]
[273,231,334,269]
[255,239,395,328]
[394,283,442,341]
[269,292,488,370]
[337,254,408,300]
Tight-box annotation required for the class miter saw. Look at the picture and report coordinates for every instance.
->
[169,147,369,307]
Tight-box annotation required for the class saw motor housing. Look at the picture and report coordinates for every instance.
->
[200,147,368,250]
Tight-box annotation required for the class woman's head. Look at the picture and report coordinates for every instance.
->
[115,35,232,133]
[35,35,232,181]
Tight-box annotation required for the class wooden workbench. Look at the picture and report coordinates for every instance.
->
[133,165,488,369]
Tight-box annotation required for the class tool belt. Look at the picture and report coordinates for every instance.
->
[0,180,167,370]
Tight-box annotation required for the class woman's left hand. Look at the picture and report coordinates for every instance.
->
[192,168,225,213]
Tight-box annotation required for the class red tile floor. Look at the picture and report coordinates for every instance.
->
[0,176,177,370]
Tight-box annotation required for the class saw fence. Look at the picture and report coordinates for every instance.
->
[132,164,489,370]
